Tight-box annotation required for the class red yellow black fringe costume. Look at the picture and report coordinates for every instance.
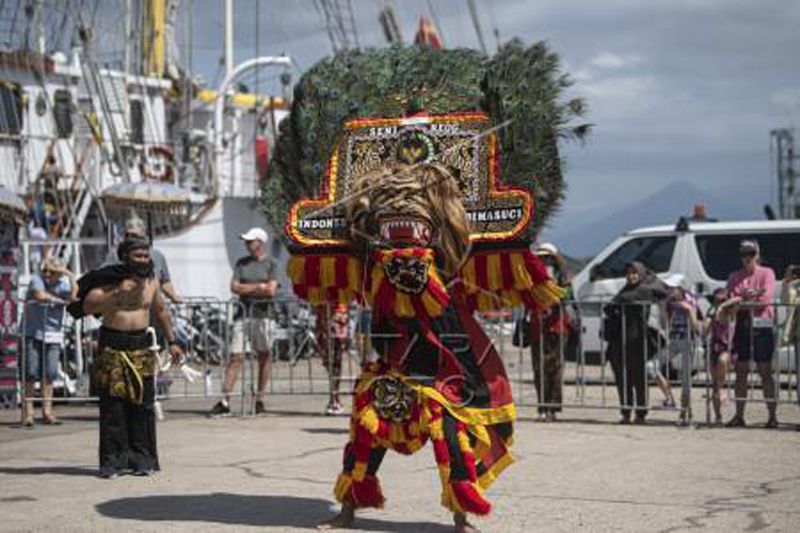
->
[288,246,562,515]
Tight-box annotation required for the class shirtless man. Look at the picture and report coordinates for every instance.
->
[82,235,182,478]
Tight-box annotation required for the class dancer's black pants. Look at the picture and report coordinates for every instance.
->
[99,376,160,472]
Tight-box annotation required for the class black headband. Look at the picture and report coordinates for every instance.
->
[117,235,150,259]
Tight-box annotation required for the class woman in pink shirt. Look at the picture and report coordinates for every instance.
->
[725,240,777,428]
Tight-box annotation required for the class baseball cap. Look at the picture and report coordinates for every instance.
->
[739,239,759,255]
[240,227,269,242]
[536,243,558,256]
[124,217,146,235]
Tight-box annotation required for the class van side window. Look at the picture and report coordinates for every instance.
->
[593,236,676,279]
[696,233,800,281]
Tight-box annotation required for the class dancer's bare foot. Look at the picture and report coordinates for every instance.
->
[317,503,355,530]
[454,512,480,533]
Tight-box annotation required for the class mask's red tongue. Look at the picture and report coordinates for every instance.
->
[381,218,431,246]
[387,224,417,243]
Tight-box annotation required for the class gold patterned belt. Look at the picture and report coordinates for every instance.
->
[94,347,155,405]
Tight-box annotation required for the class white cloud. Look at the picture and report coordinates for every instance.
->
[589,52,643,69]
[571,68,593,83]
[770,87,800,111]
[581,74,658,118]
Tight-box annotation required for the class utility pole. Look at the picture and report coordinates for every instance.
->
[124,0,132,74]
[224,0,234,76]
[771,128,798,219]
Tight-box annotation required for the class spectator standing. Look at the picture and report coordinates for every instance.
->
[317,303,350,415]
[780,265,800,423]
[604,262,668,424]
[664,284,702,422]
[22,257,77,426]
[705,288,736,425]
[725,240,777,428]
[209,228,277,416]
[781,265,800,353]
[528,243,570,422]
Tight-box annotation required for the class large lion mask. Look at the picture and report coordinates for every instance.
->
[346,164,469,277]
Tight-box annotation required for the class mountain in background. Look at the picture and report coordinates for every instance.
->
[541,180,769,258]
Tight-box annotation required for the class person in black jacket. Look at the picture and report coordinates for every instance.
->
[603,262,668,424]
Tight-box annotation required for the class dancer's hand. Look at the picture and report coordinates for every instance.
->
[169,342,184,364]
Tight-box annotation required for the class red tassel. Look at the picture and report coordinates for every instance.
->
[522,251,550,283]
[474,254,489,289]
[304,256,321,287]
[376,419,391,440]
[352,476,385,508]
[450,480,492,516]
[462,451,478,482]
[432,439,449,463]
[335,256,348,288]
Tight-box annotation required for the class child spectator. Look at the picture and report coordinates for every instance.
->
[705,288,736,425]
[318,303,350,415]
[664,285,701,422]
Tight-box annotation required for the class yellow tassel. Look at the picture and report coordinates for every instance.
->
[389,424,405,444]
[510,253,534,290]
[476,292,494,312]
[420,290,441,317]
[438,463,452,490]
[428,417,444,441]
[486,253,502,291]
[352,461,368,482]
[320,256,336,288]
[395,292,414,317]
[440,484,463,513]
[286,256,304,284]
[456,429,472,454]
[307,288,322,305]
[532,282,565,309]
[369,266,384,302]
[334,472,353,502]
[462,257,476,290]
[468,424,491,457]
[358,407,380,435]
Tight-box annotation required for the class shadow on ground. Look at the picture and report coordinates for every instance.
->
[301,427,349,435]
[96,493,450,531]
[0,466,98,477]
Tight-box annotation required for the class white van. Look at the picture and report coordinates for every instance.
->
[571,219,800,366]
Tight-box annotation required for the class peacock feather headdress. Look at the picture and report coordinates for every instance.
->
[264,40,590,241]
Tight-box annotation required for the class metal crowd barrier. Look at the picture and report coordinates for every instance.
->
[484,298,799,426]
[699,302,799,425]
[14,296,367,419]
[14,294,800,425]
[483,300,691,422]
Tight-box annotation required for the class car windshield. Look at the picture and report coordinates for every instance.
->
[592,236,676,280]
